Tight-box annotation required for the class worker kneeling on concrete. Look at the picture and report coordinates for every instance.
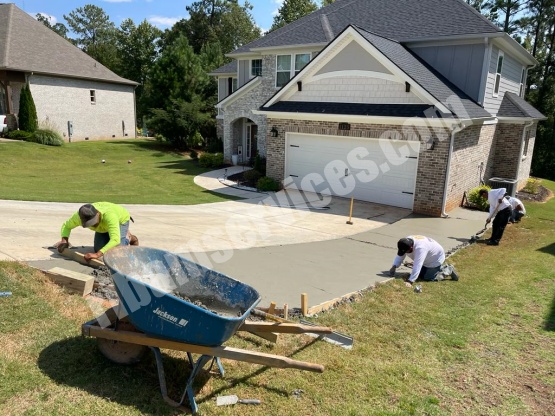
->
[389,235,458,288]
[56,202,139,262]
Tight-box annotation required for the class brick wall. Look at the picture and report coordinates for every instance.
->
[266,119,451,216]
[492,123,524,179]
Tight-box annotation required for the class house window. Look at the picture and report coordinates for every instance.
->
[90,90,96,104]
[519,67,527,97]
[227,77,237,96]
[276,53,311,87]
[232,78,238,92]
[251,59,262,77]
[493,51,504,96]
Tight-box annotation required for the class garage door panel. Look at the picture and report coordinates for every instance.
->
[285,133,419,209]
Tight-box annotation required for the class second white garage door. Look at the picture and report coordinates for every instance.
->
[285,133,420,209]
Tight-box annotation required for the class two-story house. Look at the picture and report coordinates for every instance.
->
[209,0,545,216]
[0,4,137,141]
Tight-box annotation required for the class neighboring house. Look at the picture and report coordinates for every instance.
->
[210,0,545,216]
[0,4,137,141]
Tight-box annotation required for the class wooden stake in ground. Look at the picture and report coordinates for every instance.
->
[346,197,354,225]
[301,293,308,316]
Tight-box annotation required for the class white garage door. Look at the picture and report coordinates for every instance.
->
[285,133,420,209]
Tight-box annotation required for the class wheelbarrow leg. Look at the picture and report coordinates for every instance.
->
[150,347,223,414]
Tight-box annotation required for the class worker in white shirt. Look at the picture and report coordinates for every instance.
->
[505,195,526,223]
[478,188,512,246]
[389,235,459,287]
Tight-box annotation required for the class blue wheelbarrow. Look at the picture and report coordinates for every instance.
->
[82,246,328,413]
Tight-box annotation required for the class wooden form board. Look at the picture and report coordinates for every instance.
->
[60,248,105,269]
[42,267,95,296]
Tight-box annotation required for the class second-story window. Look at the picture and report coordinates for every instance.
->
[251,59,262,77]
[519,67,527,97]
[90,90,96,104]
[494,50,504,96]
[276,53,311,87]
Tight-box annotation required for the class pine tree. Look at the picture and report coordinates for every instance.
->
[18,84,38,133]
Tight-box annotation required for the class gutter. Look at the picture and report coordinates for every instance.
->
[441,121,469,218]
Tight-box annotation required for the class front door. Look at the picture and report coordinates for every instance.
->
[245,123,258,161]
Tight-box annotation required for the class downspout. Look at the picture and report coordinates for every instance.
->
[515,119,534,185]
[441,122,467,218]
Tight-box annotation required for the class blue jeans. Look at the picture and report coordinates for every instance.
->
[510,210,524,222]
[419,265,442,281]
[94,221,130,252]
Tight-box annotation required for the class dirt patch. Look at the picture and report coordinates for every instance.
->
[516,185,553,203]
[90,266,118,300]
[227,170,257,188]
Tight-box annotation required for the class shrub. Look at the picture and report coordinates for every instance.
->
[523,177,541,194]
[187,131,204,149]
[190,149,198,160]
[28,129,64,146]
[7,130,32,141]
[18,83,38,133]
[154,133,166,142]
[198,152,224,168]
[243,169,262,184]
[256,176,280,192]
[253,154,267,176]
[467,185,491,211]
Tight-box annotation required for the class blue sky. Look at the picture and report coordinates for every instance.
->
[12,0,284,34]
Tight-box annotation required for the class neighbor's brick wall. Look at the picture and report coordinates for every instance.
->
[28,74,136,140]
[266,119,451,216]
[445,124,496,212]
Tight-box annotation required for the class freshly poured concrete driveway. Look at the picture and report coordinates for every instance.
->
[0,166,486,310]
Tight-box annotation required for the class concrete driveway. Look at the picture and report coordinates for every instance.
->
[0,166,487,311]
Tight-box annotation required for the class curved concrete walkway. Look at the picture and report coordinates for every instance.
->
[0,166,486,311]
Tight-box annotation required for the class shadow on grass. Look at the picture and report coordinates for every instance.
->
[37,336,211,414]
[538,242,555,256]
[539,244,555,331]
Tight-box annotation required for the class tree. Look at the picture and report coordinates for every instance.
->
[320,0,336,6]
[270,0,318,31]
[163,0,260,55]
[18,84,38,133]
[485,0,527,34]
[36,13,70,40]
[63,5,119,70]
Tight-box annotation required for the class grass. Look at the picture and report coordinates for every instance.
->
[0,139,235,204]
[0,181,553,415]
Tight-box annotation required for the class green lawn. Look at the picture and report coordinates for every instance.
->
[0,181,553,415]
[0,139,235,204]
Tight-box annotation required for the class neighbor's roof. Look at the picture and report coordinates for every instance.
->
[0,3,137,86]
[497,92,546,119]
[230,0,500,55]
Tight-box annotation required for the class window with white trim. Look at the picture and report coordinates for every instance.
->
[519,67,527,97]
[493,51,504,96]
[275,53,310,87]
[90,90,96,104]
[251,59,262,77]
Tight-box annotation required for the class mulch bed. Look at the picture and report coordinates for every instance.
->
[227,170,257,188]
[515,185,553,203]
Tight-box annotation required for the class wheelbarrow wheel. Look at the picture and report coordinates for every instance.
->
[97,321,148,365]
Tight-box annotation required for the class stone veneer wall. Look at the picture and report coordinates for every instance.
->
[445,124,496,212]
[221,54,279,162]
[266,119,451,216]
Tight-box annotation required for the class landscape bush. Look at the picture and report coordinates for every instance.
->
[198,152,223,168]
[252,154,267,176]
[28,129,64,146]
[243,169,262,184]
[467,185,491,211]
[523,177,541,194]
[18,83,38,133]
[256,176,280,192]
[7,130,32,141]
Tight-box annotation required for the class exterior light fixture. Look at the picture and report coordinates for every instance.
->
[338,122,350,131]
[426,137,435,151]
[270,126,279,137]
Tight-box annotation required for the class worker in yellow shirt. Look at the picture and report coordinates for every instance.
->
[56,202,138,262]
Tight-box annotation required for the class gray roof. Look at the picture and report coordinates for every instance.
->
[0,4,136,86]
[208,60,237,76]
[498,92,546,119]
[353,27,490,119]
[231,0,500,55]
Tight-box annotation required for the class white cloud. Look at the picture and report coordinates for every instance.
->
[32,12,58,25]
[148,15,182,27]
[272,0,283,16]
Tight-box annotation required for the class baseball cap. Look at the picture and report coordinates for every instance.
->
[397,238,413,256]
[79,204,100,228]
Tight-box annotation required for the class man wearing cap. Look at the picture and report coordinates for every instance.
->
[56,202,138,262]
[478,188,512,245]
[389,235,458,287]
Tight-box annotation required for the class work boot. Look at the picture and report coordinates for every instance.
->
[129,234,139,246]
[449,265,459,281]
